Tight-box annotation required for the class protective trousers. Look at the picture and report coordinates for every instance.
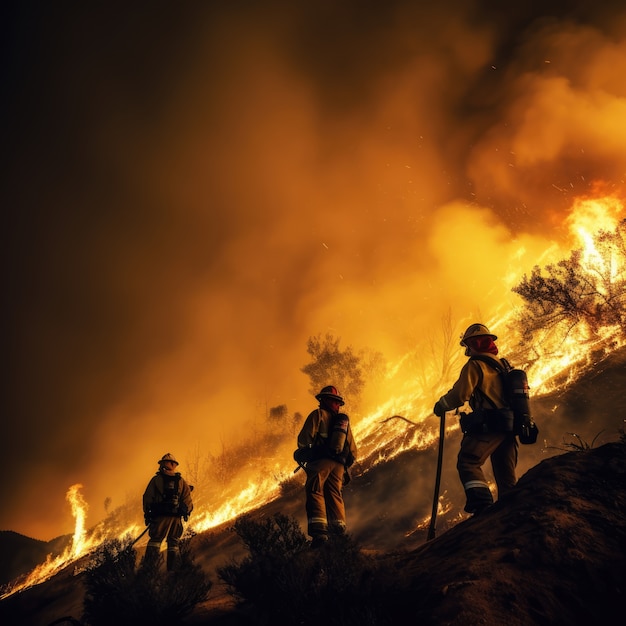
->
[145,515,183,571]
[457,431,518,514]
[304,457,347,540]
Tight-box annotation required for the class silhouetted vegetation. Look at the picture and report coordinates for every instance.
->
[218,513,400,625]
[301,334,366,405]
[267,403,288,424]
[81,535,211,626]
[549,431,606,452]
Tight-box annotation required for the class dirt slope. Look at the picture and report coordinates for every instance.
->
[1,348,626,625]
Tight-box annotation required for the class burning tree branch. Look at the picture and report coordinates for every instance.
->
[512,219,626,349]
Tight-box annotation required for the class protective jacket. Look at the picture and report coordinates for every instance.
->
[297,408,357,542]
[297,408,358,466]
[143,469,193,520]
[439,353,508,413]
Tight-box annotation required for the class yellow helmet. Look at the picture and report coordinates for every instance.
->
[460,324,497,346]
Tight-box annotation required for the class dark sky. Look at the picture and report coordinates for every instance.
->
[2,0,626,539]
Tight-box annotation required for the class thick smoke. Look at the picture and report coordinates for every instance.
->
[2,1,626,538]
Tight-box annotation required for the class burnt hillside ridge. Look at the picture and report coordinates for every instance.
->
[378,440,626,626]
[1,440,625,626]
[2,345,626,624]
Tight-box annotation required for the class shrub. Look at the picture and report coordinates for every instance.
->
[218,513,396,625]
[81,535,211,626]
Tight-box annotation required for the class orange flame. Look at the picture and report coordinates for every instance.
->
[1,484,101,599]
[524,195,626,392]
[67,484,88,559]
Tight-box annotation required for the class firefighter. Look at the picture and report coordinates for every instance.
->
[296,386,358,548]
[142,453,194,571]
[433,324,518,516]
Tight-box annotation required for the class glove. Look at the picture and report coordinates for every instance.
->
[144,513,153,526]
[294,446,313,465]
[433,401,446,418]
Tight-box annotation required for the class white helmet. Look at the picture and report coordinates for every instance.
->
[158,453,179,466]
[460,323,497,346]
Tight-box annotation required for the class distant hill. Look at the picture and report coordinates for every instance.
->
[0,532,71,587]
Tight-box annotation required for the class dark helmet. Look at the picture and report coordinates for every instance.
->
[315,385,345,406]
[460,323,497,347]
[158,453,179,466]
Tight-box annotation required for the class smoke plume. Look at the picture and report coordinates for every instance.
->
[2,0,626,538]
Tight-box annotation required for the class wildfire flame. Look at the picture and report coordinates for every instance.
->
[67,484,88,559]
[3,194,625,599]
[0,484,102,599]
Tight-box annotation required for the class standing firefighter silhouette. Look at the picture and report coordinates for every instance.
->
[295,386,358,548]
[142,453,194,571]
[433,324,538,516]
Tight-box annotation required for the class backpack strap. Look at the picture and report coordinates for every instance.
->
[470,354,507,374]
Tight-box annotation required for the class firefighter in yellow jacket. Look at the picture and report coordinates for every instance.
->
[296,386,358,548]
[433,324,518,516]
[142,453,194,571]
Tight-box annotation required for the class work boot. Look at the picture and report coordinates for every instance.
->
[166,548,181,572]
[310,534,329,549]
[328,522,346,536]
[464,485,493,514]
[471,504,493,517]
[328,524,346,545]
[142,545,161,570]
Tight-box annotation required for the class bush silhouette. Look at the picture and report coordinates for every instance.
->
[81,535,211,626]
[218,513,397,625]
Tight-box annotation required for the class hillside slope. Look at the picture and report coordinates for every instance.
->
[379,440,626,625]
[1,440,624,626]
[2,347,626,625]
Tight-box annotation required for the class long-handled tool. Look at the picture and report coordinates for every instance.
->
[130,525,150,547]
[427,411,446,541]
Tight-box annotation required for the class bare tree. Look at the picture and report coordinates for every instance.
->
[411,308,463,396]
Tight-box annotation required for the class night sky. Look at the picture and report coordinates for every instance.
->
[2,0,626,539]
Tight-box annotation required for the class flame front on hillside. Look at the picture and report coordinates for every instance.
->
[67,484,88,559]
[3,195,626,601]
[0,484,103,599]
